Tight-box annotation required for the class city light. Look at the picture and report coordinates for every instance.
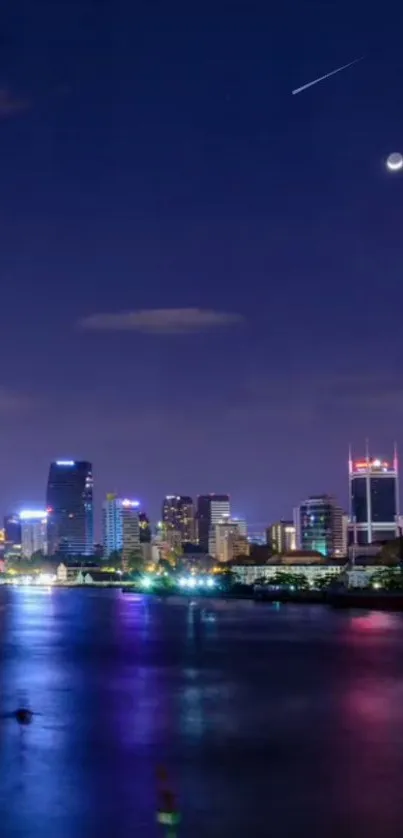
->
[121,499,140,508]
[19,510,48,520]
[141,576,152,588]
[178,576,215,589]
[55,460,75,466]
[36,573,55,586]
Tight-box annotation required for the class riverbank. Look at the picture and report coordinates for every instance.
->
[254,587,403,611]
[7,580,403,612]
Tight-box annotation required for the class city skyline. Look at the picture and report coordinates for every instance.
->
[2,442,401,545]
[0,3,401,538]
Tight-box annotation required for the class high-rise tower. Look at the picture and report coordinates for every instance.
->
[348,445,399,545]
[46,460,93,556]
[196,494,230,551]
[294,495,345,557]
[102,494,140,558]
[162,496,195,544]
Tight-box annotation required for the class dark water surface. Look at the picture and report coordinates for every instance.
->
[1,589,403,837]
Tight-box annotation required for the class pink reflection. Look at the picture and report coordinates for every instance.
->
[345,681,399,724]
[333,615,403,830]
[347,611,400,633]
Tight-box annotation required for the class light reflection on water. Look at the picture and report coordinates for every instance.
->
[1,591,403,836]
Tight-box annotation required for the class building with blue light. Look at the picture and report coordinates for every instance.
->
[46,460,93,556]
[294,495,346,558]
[102,494,140,558]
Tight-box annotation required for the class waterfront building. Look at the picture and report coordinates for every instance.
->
[232,562,362,588]
[46,460,93,556]
[349,447,399,545]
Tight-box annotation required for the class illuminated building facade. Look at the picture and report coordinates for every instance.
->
[162,496,195,544]
[294,495,345,557]
[349,448,399,545]
[103,494,140,557]
[4,514,22,556]
[210,519,248,563]
[196,494,230,551]
[268,521,296,554]
[20,510,48,558]
[46,460,93,556]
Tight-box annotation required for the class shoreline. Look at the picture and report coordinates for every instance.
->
[7,583,403,612]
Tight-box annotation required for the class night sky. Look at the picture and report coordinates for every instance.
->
[1,0,403,533]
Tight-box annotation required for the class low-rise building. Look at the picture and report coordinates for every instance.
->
[57,562,101,583]
[232,563,387,588]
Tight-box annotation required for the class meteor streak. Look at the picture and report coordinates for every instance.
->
[292,57,364,95]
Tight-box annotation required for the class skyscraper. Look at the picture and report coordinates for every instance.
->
[196,494,230,551]
[294,495,345,557]
[162,496,195,544]
[46,460,93,556]
[4,514,21,554]
[103,495,140,558]
[20,510,48,558]
[349,448,399,544]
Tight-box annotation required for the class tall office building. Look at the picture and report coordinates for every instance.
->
[139,512,151,543]
[294,495,345,557]
[103,495,140,558]
[20,510,48,559]
[210,519,248,563]
[196,494,230,551]
[349,448,399,545]
[162,496,195,544]
[268,520,296,553]
[4,514,21,554]
[46,460,93,556]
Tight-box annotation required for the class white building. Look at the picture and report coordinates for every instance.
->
[210,518,247,562]
[232,563,388,589]
[20,510,48,558]
[210,498,230,526]
[103,495,140,557]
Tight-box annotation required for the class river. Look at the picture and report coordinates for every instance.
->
[1,588,403,837]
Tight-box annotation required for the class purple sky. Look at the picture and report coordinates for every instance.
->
[0,0,403,534]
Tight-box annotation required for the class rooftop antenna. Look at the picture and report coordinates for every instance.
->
[348,443,353,475]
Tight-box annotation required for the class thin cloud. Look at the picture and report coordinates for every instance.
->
[0,388,33,415]
[0,89,29,118]
[78,307,244,334]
